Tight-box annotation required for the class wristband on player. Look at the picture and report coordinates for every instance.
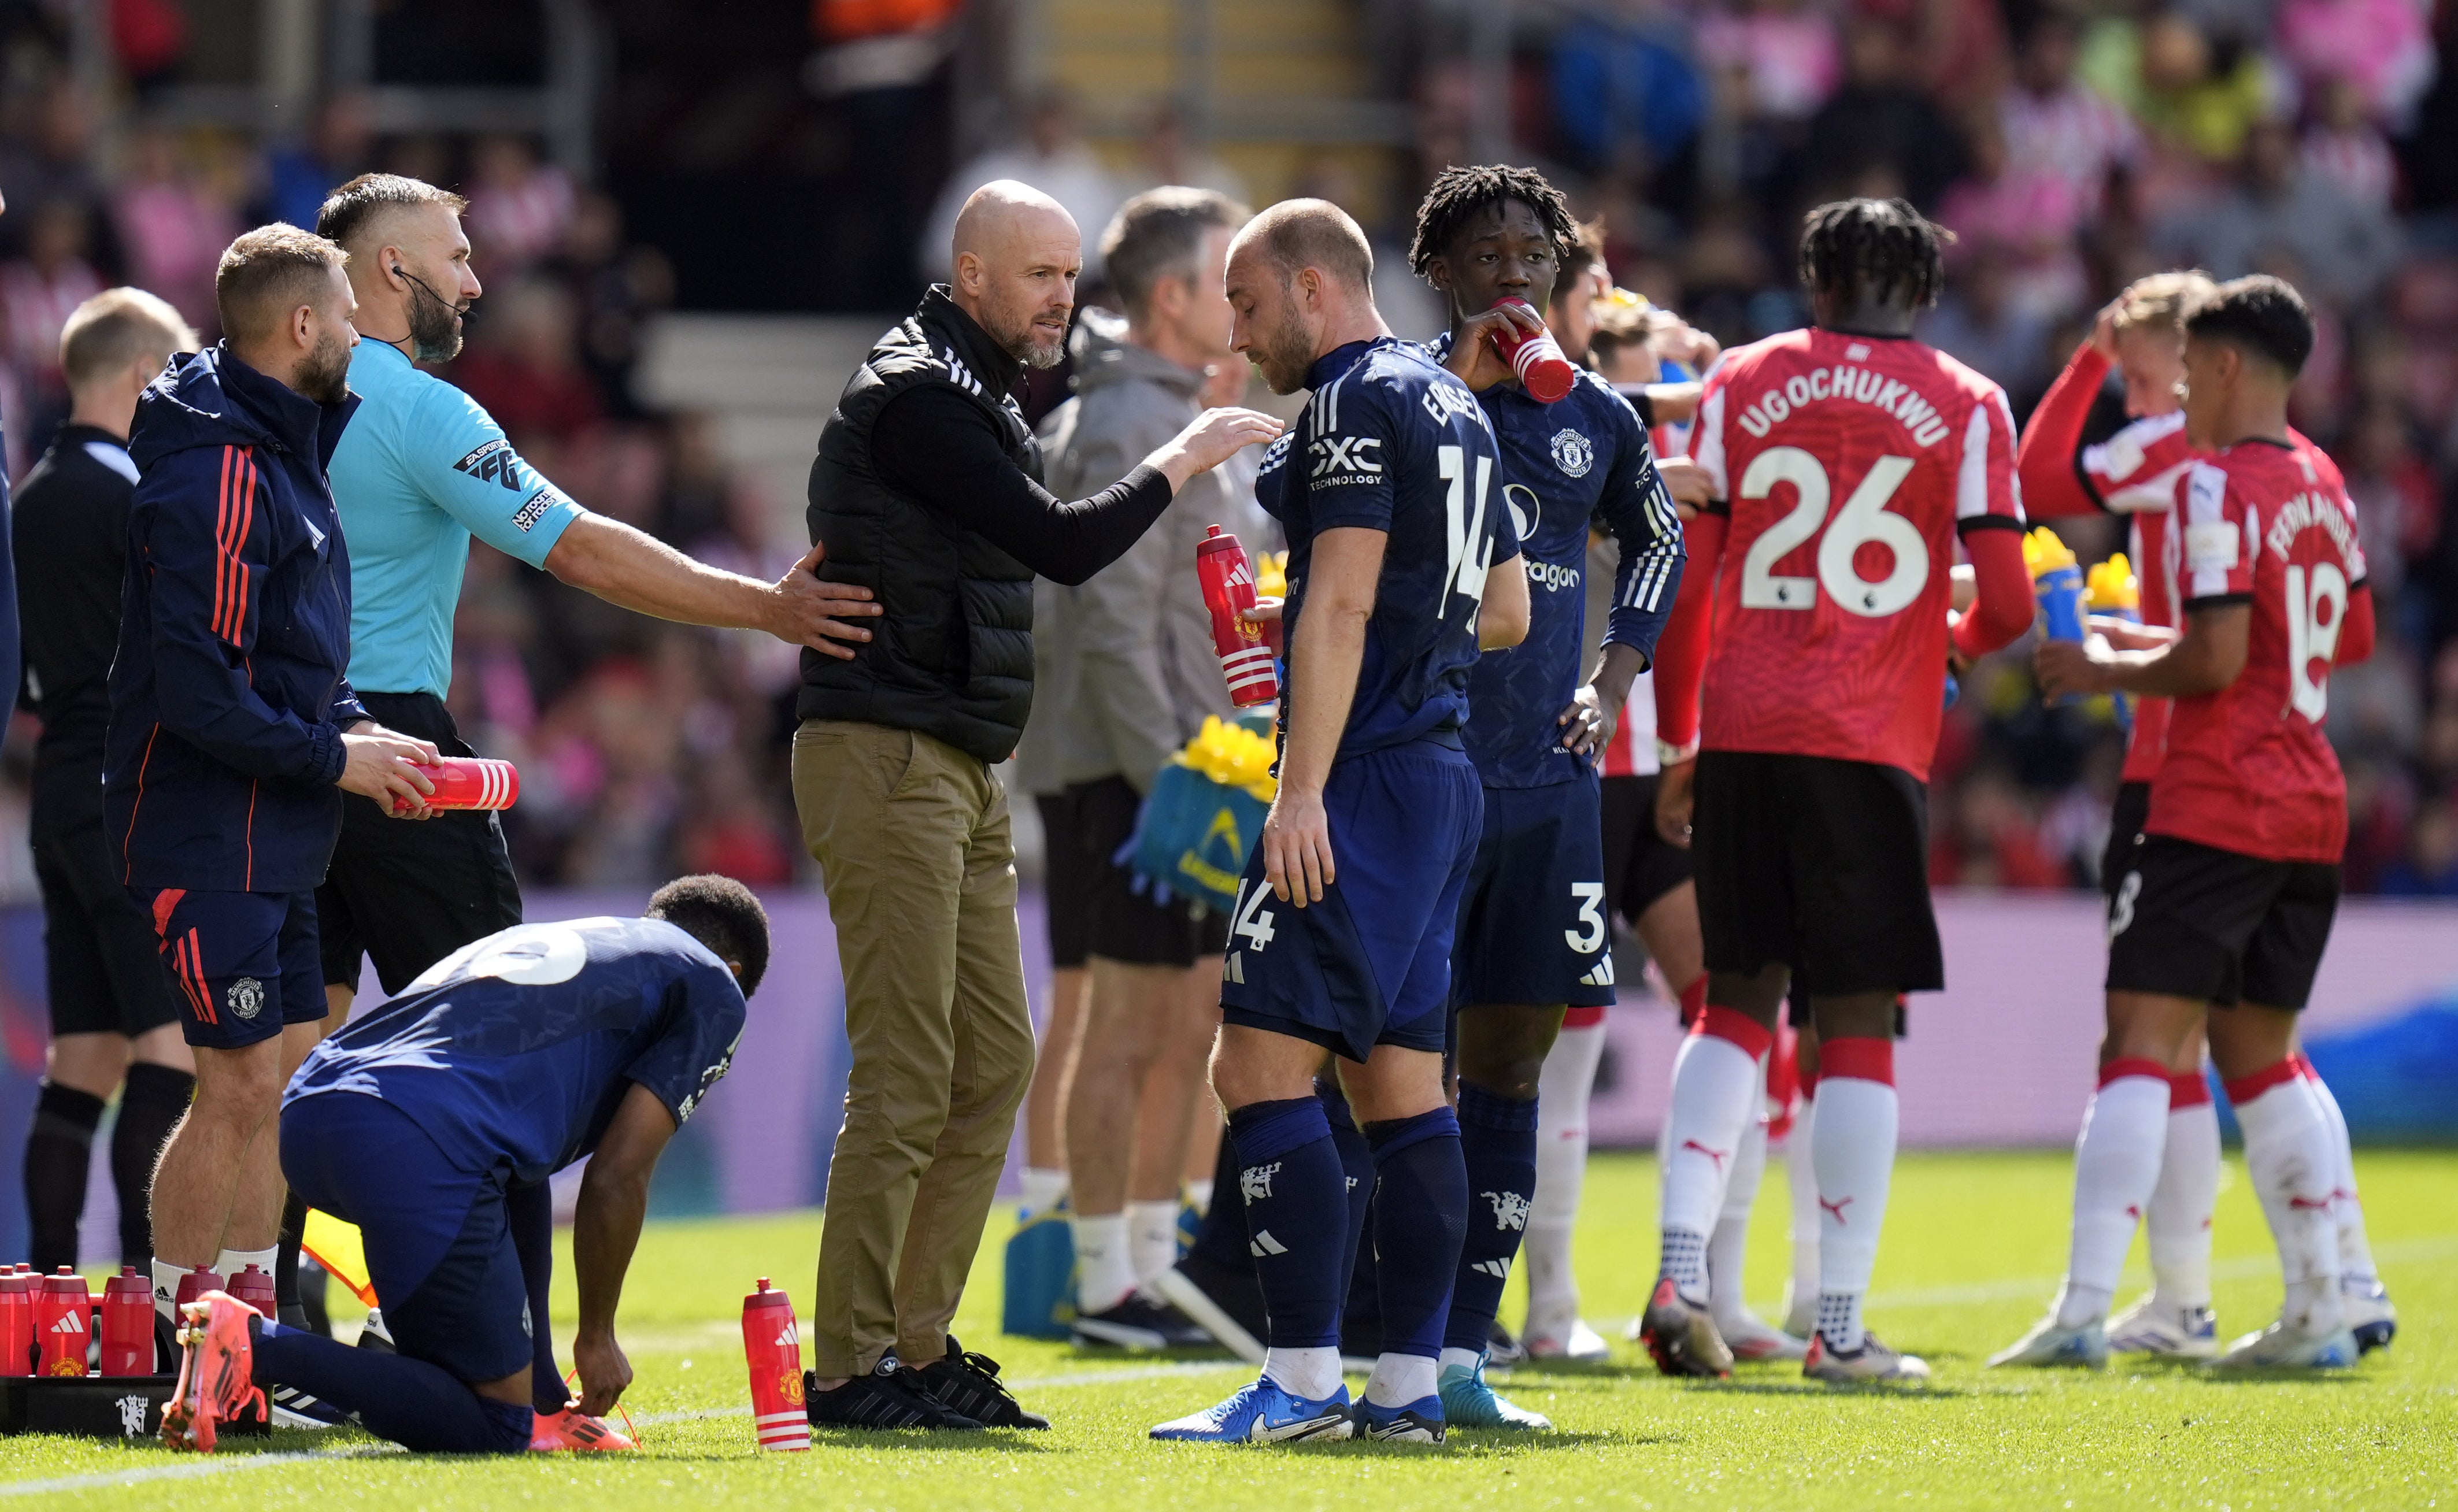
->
[1656,735,1701,766]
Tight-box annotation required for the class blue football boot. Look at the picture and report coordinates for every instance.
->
[1436,1352,1550,1430]
[1149,1377,1354,1443]
[1351,1393,1446,1444]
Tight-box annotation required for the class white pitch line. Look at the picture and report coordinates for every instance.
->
[0,1445,397,1497]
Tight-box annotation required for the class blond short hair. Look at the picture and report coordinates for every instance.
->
[1233,199,1375,292]
[215,224,349,345]
[2112,270,2218,338]
[60,287,194,390]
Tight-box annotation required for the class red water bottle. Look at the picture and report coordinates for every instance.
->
[1195,526,1279,707]
[1490,297,1578,402]
[741,1277,808,1451]
[101,1268,154,1376]
[0,1268,33,1376]
[392,757,520,814]
[227,1265,276,1319]
[36,1270,92,1376]
[173,1263,225,1317]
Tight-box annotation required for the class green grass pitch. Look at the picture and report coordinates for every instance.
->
[3,1148,2453,1509]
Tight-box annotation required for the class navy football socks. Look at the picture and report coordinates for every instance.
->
[1226,1097,1348,1350]
[509,1180,569,1412]
[1445,1083,1539,1353]
[253,1319,533,1452]
[1364,1106,1468,1364]
[1319,1085,1375,1288]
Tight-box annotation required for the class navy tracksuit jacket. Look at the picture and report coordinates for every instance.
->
[103,345,368,894]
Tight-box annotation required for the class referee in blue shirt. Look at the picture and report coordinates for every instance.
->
[291,176,879,1343]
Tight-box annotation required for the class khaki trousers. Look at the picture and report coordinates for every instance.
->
[792,720,1036,1376]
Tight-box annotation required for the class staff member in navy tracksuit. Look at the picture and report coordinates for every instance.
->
[101,223,439,1326]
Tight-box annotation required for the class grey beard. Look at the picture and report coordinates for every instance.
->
[408,281,464,363]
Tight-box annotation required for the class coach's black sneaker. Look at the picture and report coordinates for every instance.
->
[806,1354,986,1431]
[1485,1318,1527,1368]
[1639,1277,1734,1378]
[917,1337,1049,1428]
[1072,1291,1212,1350]
[354,1308,395,1354]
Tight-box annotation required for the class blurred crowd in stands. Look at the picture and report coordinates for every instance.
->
[9,0,2458,901]
[0,34,806,901]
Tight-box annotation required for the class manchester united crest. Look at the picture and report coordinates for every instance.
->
[1550,428,1594,477]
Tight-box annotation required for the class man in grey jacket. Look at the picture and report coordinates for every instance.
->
[1028,187,1261,1348]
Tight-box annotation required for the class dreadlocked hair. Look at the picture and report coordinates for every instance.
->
[1408,164,1583,278]
[1798,197,1953,312]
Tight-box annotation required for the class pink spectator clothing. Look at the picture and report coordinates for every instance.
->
[113,181,239,333]
[2275,0,2435,124]
[0,257,105,387]
[2001,82,2139,219]
[1696,10,1841,119]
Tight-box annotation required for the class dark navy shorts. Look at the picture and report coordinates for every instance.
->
[1452,775,1615,1009]
[281,1091,537,1385]
[1219,738,1483,1063]
[134,887,325,1049]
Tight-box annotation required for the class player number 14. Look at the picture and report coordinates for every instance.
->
[1737,447,1926,617]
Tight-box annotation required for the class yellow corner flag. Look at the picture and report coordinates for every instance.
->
[300,1209,379,1308]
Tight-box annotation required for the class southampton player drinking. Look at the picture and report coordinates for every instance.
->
[1150,200,1527,1444]
[1406,166,1683,1429]
[2008,271,2395,1362]
[1648,199,2034,1382]
[1998,277,2376,1372]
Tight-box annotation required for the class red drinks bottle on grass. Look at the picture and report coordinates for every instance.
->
[36,1270,91,1376]
[101,1267,154,1376]
[1490,297,1577,402]
[741,1278,808,1451]
[0,1268,34,1376]
[392,757,521,814]
[1196,526,1279,707]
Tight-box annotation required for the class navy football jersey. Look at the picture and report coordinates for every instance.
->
[287,917,747,1184]
[1435,341,1685,788]
[1256,338,1518,758]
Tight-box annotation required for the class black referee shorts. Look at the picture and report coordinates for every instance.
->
[319,691,523,995]
[30,822,180,1039]
[1042,776,1228,969]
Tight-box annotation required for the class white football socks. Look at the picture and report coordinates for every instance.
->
[1185,1178,1215,1217]
[1126,1200,1180,1286]
[1071,1212,1137,1316]
[216,1246,276,1283]
[2300,1060,2378,1287]
[149,1258,190,1322]
[2230,1063,2344,1336]
[1659,1010,1771,1275]
[1364,1352,1436,1409]
[1263,1345,1342,1402]
[1785,1089,1820,1323]
[1019,1166,1068,1219]
[1812,1039,1898,1352]
[2060,1060,2170,1326]
[1525,1017,1606,1328]
[2145,1070,2219,1313]
[1708,1111,1769,1327]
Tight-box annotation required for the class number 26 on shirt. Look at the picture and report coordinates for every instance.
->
[1737,446,1926,617]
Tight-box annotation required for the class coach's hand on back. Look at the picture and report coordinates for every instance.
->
[339,725,441,818]
[1149,407,1284,494]
[765,539,884,660]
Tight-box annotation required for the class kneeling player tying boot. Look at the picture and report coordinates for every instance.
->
[163,877,761,1453]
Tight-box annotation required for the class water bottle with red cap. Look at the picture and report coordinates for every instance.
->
[391,757,521,815]
[227,1265,276,1319]
[101,1267,154,1376]
[1488,297,1578,402]
[0,1267,34,1376]
[1195,525,1279,707]
[35,1270,92,1376]
[741,1277,808,1451]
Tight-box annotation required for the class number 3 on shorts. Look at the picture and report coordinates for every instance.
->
[1232,879,1277,953]
[1565,881,1607,954]
[2107,870,2141,941]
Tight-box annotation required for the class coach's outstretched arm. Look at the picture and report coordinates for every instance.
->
[1263,526,1382,906]
[545,520,884,660]
[568,1082,681,1416]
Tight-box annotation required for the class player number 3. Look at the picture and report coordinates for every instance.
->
[1737,447,1926,617]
